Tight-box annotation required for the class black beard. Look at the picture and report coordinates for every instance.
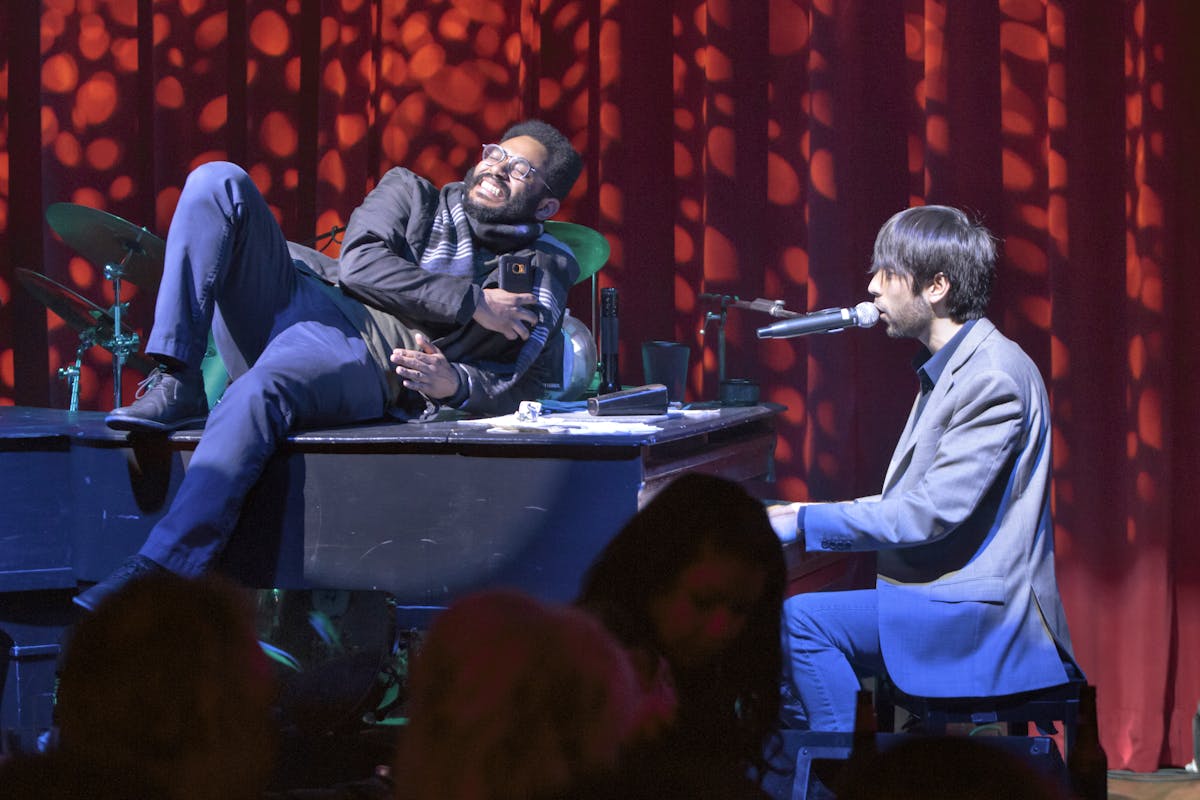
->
[461,166,543,224]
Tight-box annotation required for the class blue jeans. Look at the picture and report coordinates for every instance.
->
[138,162,386,575]
[782,589,887,731]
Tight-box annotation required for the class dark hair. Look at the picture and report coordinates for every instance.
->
[576,473,787,781]
[56,572,277,799]
[502,119,583,199]
[869,205,997,322]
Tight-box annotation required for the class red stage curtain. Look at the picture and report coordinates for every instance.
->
[1,0,1196,771]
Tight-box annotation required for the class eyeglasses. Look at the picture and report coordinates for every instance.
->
[480,143,553,194]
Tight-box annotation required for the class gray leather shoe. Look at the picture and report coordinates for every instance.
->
[74,555,168,612]
[105,366,209,432]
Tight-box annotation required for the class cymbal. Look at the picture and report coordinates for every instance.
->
[45,202,164,288]
[16,268,156,374]
[544,221,610,285]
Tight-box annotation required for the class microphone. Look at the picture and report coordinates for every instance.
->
[756,302,880,339]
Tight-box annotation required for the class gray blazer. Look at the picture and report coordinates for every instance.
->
[805,318,1078,697]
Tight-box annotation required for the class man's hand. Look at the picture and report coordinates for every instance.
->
[473,287,539,340]
[767,501,806,542]
[391,334,460,400]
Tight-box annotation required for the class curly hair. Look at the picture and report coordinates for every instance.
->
[56,572,277,800]
[501,119,583,199]
[398,590,644,800]
[576,473,787,782]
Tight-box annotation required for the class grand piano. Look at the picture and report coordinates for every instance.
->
[1,402,810,751]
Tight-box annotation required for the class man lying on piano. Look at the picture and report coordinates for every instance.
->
[768,205,1082,731]
[74,120,584,611]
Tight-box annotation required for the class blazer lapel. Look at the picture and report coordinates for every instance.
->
[881,319,997,495]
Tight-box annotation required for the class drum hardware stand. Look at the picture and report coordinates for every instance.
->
[699,293,735,383]
[103,242,147,408]
[57,331,99,412]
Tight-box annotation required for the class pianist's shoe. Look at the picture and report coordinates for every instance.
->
[106,365,208,432]
[74,555,167,612]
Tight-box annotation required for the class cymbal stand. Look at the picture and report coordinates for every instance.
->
[58,329,98,412]
[103,242,145,409]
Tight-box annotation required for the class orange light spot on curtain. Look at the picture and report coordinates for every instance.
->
[111,37,138,72]
[180,0,206,16]
[1001,148,1036,192]
[707,126,735,178]
[599,20,620,87]
[679,197,701,222]
[339,25,358,45]
[426,66,483,113]
[107,0,138,26]
[168,47,184,68]
[0,350,13,389]
[1018,296,1051,331]
[539,78,562,108]
[318,150,346,193]
[85,138,120,171]
[1001,93,1037,136]
[155,75,184,109]
[69,188,105,215]
[713,92,734,116]
[674,271,696,312]
[904,16,923,58]
[781,245,808,284]
[196,12,228,50]
[380,123,411,165]
[323,60,347,95]
[42,53,79,93]
[285,57,301,91]
[809,148,836,201]
[1135,184,1162,229]
[198,96,226,132]
[1138,390,1162,451]
[767,151,800,206]
[599,182,623,224]
[283,169,298,189]
[926,115,949,155]
[336,113,367,148]
[400,13,434,51]
[1050,334,1069,381]
[341,0,365,13]
[437,8,471,40]
[674,141,695,179]
[674,225,695,264]
[1140,271,1163,313]
[599,99,621,139]
[79,14,112,61]
[1000,0,1044,22]
[453,0,506,24]
[153,13,170,46]
[41,8,67,49]
[769,0,809,55]
[409,43,446,81]
[109,175,133,201]
[675,108,695,131]
[320,16,339,49]
[41,107,61,146]
[186,152,226,175]
[1000,22,1047,61]
[703,226,738,281]
[474,25,501,57]
[260,112,298,158]
[69,256,95,289]
[238,165,268,197]
[809,89,833,127]
[55,132,82,166]
[705,46,732,81]
[250,10,291,57]
[764,341,799,376]
[1128,334,1146,380]
[1005,235,1048,277]
[380,49,409,85]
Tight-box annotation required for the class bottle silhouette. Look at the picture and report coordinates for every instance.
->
[598,287,621,394]
[1068,684,1108,800]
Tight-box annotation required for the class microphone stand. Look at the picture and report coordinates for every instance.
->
[699,294,800,384]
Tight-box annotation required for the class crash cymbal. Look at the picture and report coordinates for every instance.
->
[45,202,164,288]
[16,268,156,374]
[544,221,610,285]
